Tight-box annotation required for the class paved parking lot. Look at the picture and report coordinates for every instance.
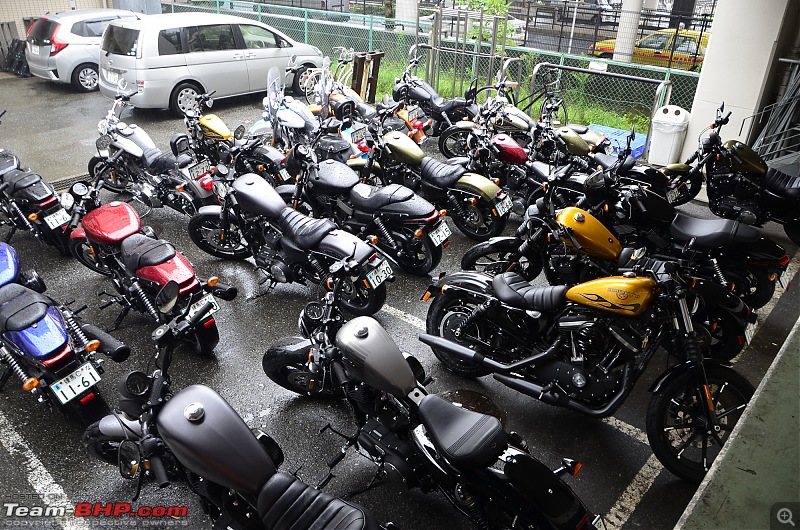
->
[0,74,798,530]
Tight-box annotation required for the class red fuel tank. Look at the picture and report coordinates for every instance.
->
[81,202,141,245]
[491,134,528,164]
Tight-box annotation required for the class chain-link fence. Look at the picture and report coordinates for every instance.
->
[162,0,702,133]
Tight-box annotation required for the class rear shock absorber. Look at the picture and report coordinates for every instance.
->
[0,346,33,387]
[446,191,467,219]
[453,484,489,530]
[130,281,160,321]
[373,218,397,249]
[454,301,492,338]
[308,256,326,278]
[10,201,35,232]
[63,312,91,346]
[709,258,729,286]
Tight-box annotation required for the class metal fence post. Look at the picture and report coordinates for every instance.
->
[368,15,374,51]
[304,9,308,42]
[215,0,220,15]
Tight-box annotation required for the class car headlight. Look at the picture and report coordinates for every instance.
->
[313,46,322,57]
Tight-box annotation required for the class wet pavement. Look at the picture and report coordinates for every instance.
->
[0,74,798,530]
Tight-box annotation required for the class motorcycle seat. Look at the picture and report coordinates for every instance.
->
[355,101,377,121]
[492,272,568,311]
[2,169,42,192]
[257,472,380,530]
[278,209,336,250]
[349,183,414,211]
[430,96,466,114]
[567,124,589,134]
[420,157,466,188]
[142,147,193,175]
[763,167,800,200]
[593,153,619,170]
[528,161,552,181]
[120,234,177,272]
[670,214,761,248]
[0,283,51,333]
[417,394,507,469]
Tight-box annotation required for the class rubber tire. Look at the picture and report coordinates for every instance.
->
[70,393,111,427]
[170,82,202,116]
[646,364,754,482]
[425,292,492,377]
[784,218,800,246]
[69,237,113,276]
[88,156,130,194]
[438,127,471,159]
[83,420,123,466]
[72,63,99,92]
[336,281,387,317]
[291,65,309,96]
[665,172,704,207]
[694,307,745,361]
[262,345,340,398]
[729,267,775,310]
[461,239,543,281]
[390,236,443,276]
[187,212,250,260]
[188,320,219,356]
[451,196,508,242]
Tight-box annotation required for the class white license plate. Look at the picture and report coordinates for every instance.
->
[666,187,681,203]
[44,208,70,229]
[428,221,452,247]
[31,44,39,55]
[188,159,211,180]
[408,107,422,121]
[779,274,788,290]
[366,259,393,289]
[51,362,101,405]
[495,195,513,216]
[105,69,118,84]
[187,293,219,320]
[350,126,367,144]
[744,321,757,343]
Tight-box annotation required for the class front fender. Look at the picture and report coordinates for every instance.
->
[69,227,86,240]
[96,413,142,439]
[455,173,501,202]
[452,121,477,131]
[196,205,222,216]
[649,358,732,394]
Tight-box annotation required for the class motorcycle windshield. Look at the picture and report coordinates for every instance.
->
[4,306,68,359]
[319,57,331,120]
[264,67,283,123]
[0,242,20,288]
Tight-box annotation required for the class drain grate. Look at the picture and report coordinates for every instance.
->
[50,174,90,192]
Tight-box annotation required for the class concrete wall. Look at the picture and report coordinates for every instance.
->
[0,0,105,40]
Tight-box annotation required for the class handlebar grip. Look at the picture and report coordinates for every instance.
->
[69,209,83,228]
[149,455,170,488]
[721,110,731,124]
[187,301,214,328]
[0,182,9,193]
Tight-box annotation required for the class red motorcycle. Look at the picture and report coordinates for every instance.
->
[66,182,236,355]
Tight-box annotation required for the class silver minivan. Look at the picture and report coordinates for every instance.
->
[98,12,323,114]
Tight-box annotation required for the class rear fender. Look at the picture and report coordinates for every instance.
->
[70,227,86,240]
[649,358,732,393]
[455,173,501,202]
[718,237,788,267]
[196,205,222,216]
[423,270,494,302]
[690,278,751,328]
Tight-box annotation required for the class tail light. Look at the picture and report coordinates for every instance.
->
[779,255,790,266]
[368,252,378,263]
[423,210,440,222]
[412,120,425,130]
[199,175,214,190]
[356,139,370,153]
[79,392,97,404]
[40,196,58,208]
[49,26,68,56]
[42,345,72,368]
[204,318,216,328]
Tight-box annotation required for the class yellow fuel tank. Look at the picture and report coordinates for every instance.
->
[200,114,233,141]
[566,276,656,316]
[556,207,621,260]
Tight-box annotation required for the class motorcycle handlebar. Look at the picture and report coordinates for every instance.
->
[108,148,124,164]
[148,455,170,488]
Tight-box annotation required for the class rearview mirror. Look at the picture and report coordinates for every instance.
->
[155,281,180,314]
[234,124,246,140]
[118,440,142,479]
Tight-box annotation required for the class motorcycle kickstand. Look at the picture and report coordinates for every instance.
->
[316,423,360,490]
[98,291,131,332]
[248,269,276,300]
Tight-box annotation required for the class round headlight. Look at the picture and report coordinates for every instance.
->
[59,192,75,210]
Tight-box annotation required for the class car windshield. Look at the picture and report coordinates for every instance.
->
[265,67,282,121]
[101,25,139,55]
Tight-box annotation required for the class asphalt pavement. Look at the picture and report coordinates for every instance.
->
[0,74,798,530]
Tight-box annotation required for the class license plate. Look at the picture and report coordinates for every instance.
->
[495,194,513,216]
[187,293,219,320]
[350,126,367,144]
[44,208,70,229]
[428,221,452,247]
[278,168,291,181]
[105,69,118,84]
[31,44,39,55]
[408,107,422,121]
[779,274,788,290]
[744,321,757,343]
[666,187,681,203]
[366,259,393,289]
[188,158,211,180]
[51,362,101,405]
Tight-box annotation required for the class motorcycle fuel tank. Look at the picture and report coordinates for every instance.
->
[81,202,141,245]
[4,306,69,359]
[567,276,656,317]
[555,207,621,260]
[232,173,287,219]
[492,134,528,164]
[157,384,277,498]
[383,131,425,165]
[199,114,233,141]
[556,127,591,156]
[0,242,20,287]
[136,251,198,294]
[335,316,418,398]
[723,140,768,176]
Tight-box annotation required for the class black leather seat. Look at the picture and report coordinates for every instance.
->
[567,123,589,134]
[763,167,800,200]
[2,169,52,201]
[278,209,336,250]
[430,96,465,114]
[0,283,51,333]
[420,157,466,188]
[142,147,193,174]
[120,234,177,272]
[355,101,377,121]
[593,153,618,170]
[492,272,567,311]
[349,183,414,211]
[257,472,379,530]
[417,394,506,469]
[528,160,552,181]
[669,214,761,248]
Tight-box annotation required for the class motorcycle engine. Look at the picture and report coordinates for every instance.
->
[356,417,419,488]
[707,167,764,225]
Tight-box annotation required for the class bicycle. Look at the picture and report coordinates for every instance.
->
[300,47,356,104]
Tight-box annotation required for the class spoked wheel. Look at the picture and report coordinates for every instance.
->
[301,69,322,104]
[425,293,491,377]
[69,237,113,276]
[461,239,543,281]
[438,127,471,159]
[187,213,250,260]
[451,197,507,241]
[88,157,131,193]
[646,364,754,482]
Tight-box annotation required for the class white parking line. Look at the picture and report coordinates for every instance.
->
[603,455,664,530]
[601,417,649,446]
[380,304,427,330]
[0,410,88,530]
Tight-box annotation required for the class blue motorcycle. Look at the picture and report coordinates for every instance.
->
[0,242,129,425]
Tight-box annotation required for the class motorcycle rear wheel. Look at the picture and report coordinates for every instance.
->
[69,237,113,276]
[695,307,745,361]
[425,292,492,377]
[784,218,800,246]
[438,127,471,159]
[646,364,754,482]
[187,319,219,356]
[187,213,250,260]
[69,393,111,427]
[461,239,543,281]
[665,172,704,207]
[451,198,507,241]
[389,234,443,276]
[327,279,387,317]
[728,267,775,310]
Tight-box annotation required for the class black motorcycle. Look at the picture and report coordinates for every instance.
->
[187,164,392,315]
[84,286,383,530]
[263,258,603,530]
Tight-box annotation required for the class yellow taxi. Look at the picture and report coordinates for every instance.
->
[588,28,710,70]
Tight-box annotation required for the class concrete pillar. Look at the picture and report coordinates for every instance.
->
[613,0,644,63]
[679,0,795,160]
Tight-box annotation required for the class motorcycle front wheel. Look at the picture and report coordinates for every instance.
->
[451,197,508,241]
[646,364,754,482]
[83,420,123,465]
[425,292,492,377]
[88,156,131,194]
[187,213,250,260]
[69,237,113,276]
[438,127,471,159]
[461,239,543,281]
[262,343,341,398]
[186,319,219,356]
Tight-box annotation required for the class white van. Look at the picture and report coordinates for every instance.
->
[98,12,323,114]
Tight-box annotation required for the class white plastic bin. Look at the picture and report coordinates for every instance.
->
[649,105,690,166]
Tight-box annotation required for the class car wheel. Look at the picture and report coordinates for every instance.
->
[170,82,202,116]
[72,63,99,92]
